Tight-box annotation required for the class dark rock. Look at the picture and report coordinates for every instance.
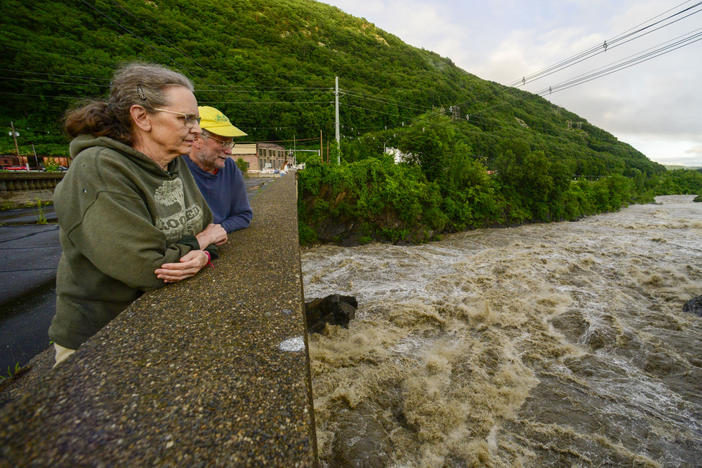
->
[682,295,702,316]
[331,406,392,468]
[318,219,354,242]
[304,294,357,333]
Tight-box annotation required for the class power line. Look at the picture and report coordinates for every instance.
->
[536,29,702,95]
[77,0,189,73]
[340,102,407,117]
[0,91,82,101]
[510,1,702,87]
[238,137,320,144]
[197,87,333,93]
[340,89,430,113]
[0,77,110,88]
[0,68,335,95]
[109,0,211,75]
[197,100,333,105]
[2,42,127,66]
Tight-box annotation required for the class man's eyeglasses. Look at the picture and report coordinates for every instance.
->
[204,132,234,150]
[152,108,201,128]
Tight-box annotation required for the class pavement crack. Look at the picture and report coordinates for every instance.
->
[0,226,59,244]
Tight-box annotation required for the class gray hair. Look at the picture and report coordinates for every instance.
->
[64,62,194,144]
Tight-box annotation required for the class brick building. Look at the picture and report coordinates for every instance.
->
[231,142,292,173]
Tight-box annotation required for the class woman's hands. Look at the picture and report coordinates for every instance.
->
[196,223,227,250]
[155,224,223,283]
[155,249,209,283]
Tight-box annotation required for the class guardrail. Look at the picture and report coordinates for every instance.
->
[0,173,318,466]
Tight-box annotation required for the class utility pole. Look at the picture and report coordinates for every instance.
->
[31,143,39,169]
[335,76,340,164]
[9,121,20,157]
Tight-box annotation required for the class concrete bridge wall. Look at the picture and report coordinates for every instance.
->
[0,172,64,209]
[0,173,318,466]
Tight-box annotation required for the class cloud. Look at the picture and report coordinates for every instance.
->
[322,0,701,165]
[620,134,702,165]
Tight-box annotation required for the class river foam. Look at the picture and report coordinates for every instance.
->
[302,196,702,467]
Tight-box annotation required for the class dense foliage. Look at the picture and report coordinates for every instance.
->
[2,0,699,241]
[299,106,702,244]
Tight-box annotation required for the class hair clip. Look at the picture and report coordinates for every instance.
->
[136,84,146,100]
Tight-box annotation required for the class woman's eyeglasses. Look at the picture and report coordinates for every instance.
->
[152,108,201,128]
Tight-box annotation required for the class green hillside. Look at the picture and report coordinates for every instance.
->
[0,0,658,174]
[4,0,700,243]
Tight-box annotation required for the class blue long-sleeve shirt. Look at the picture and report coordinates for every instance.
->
[182,155,252,233]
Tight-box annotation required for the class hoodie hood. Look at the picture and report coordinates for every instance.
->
[70,135,176,176]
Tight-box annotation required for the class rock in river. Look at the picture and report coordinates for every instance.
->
[682,295,702,316]
[304,294,357,333]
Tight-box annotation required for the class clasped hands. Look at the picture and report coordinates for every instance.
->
[154,224,226,283]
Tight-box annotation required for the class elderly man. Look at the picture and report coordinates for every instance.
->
[183,106,252,239]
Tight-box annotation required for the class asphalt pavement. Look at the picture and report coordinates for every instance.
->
[0,223,61,370]
[0,224,61,304]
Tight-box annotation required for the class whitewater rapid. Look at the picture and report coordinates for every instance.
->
[301,195,702,467]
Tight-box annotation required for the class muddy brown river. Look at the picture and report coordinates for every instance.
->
[301,195,702,467]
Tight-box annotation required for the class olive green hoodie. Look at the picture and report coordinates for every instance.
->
[49,136,215,349]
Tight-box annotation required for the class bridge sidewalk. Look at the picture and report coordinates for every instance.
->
[0,173,318,466]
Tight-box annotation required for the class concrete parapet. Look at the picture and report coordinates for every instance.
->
[0,172,64,209]
[0,173,318,466]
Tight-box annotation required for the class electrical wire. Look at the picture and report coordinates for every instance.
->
[341,90,431,113]
[340,102,407,118]
[0,91,82,101]
[77,0,188,73]
[197,100,333,105]
[510,0,702,87]
[519,5,702,87]
[536,29,702,95]
[0,77,110,88]
[109,0,211,75]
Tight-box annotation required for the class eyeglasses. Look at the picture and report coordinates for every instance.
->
[204,132,234,150]
[152,108,201,127]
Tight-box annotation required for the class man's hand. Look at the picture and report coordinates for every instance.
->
[196,223,227,249]
[155,250,209,283]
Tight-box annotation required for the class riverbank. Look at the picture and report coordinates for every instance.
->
[297,160,702,247]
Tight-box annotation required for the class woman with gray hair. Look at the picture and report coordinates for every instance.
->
[49,62,226,365]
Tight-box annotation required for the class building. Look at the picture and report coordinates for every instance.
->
[231,142,292,173]
[0,155,20,167]
[1,155,70,170]
[230,144,258,173]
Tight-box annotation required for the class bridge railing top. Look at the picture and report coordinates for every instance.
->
[0,173,318,466]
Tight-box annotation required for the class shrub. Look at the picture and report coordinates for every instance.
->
[236,158,249,177]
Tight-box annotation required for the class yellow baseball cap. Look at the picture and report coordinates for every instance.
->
[198,106,247,137]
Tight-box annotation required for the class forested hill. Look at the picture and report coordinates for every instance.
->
[1,0,660,178]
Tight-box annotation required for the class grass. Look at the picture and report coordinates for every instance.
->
[0,362,29,390]
[35,198,47,224]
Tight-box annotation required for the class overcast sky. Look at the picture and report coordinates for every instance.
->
[322,0,702,166]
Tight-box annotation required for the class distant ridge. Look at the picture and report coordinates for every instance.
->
[665,165,702,170]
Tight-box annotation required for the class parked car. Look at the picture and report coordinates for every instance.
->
[1,165,29,171]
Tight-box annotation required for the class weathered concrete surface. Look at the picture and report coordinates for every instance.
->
[0,172,63,209]
[0,173,318,466]
[0,177,273,372]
